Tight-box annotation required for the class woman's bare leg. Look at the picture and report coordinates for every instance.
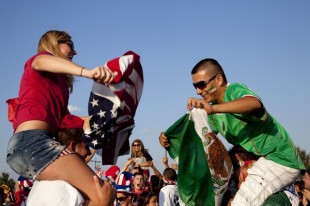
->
[38,154,115,206]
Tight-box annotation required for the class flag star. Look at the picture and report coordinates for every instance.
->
[97,110,106,118]
[92,122,99,129]
[111,109,118,118]
[92,139,98,147]
[90,98,99,107]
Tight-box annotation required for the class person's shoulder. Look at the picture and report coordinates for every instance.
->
[161,184,177,191]
[26,52,53,63]
[34,52,53,58]
[144,151,153,160]
[227,82,249,90]
[226,82,257,98]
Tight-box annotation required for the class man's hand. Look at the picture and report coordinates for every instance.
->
[159,132,170,148]
[93,175,116,206]
[162,156,168,165]
[187,97,213,113]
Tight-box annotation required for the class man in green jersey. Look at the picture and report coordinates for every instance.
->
[160,58,304,206]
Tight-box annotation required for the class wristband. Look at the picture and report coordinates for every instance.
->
[80,67,85,77]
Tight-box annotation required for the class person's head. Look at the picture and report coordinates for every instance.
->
[162,168,177,186]
[191,58,227,104]
[116,192,134,206]
[133,172,145,191]
[58,128,91,160]
[132,166,144,175]
[137,191,159,206]
[131,139,146,157]
[303,168,310,190]
[57,114,91,160]
[294,180,302,193]
[228,145,258,189]
[148,175,161,196]
[163,168,177,181]
[38,30,77,59]
[150,175,160,187]
[115,172,134,206]
[38,30,77,91]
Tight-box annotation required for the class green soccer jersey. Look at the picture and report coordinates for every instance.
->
[208,83,304,169]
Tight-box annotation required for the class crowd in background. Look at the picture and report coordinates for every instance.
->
[2,138,310,206]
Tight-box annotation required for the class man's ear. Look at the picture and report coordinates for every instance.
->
[248,160,255,168]
[68,141,77,151]
[217,74,225,87]
[235,153,242,162]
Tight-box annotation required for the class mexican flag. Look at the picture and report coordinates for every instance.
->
[165,108,232,206]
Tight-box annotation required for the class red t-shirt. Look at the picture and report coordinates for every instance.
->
[13,52,70,131]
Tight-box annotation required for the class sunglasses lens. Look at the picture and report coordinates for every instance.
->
[193,81,206,89]
[117,197,126,202]
[67,42,74,50]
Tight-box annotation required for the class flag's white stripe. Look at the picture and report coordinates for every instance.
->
[91,82,121,109]
[128,69,143,101]
[118,55,134,74]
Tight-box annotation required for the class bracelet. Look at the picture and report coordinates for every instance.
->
[80,67,85,77]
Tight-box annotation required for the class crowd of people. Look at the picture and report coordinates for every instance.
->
[4,29,308,205]
[4,139,310,206]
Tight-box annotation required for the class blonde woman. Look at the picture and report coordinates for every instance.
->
[130,139,153,181]
[6,30,115,205]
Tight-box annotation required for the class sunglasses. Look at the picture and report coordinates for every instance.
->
[234,160,254,170]
[193,74,218,90]
[58,40,75,51]
[133,144,140,147]
[116,196,127,202]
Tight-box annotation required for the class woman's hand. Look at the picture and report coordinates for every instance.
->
[84,66,116,84]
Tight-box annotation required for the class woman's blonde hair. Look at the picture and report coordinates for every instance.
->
[131,139,147,158]
[37,30,75,92]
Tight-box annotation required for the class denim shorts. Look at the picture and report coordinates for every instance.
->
[6,130,66,180]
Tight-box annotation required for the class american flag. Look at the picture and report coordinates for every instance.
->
[84,51,143,165]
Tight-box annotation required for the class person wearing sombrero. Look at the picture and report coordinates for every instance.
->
[115,171,135,206]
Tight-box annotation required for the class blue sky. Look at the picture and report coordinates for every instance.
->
[1,1,310,180]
